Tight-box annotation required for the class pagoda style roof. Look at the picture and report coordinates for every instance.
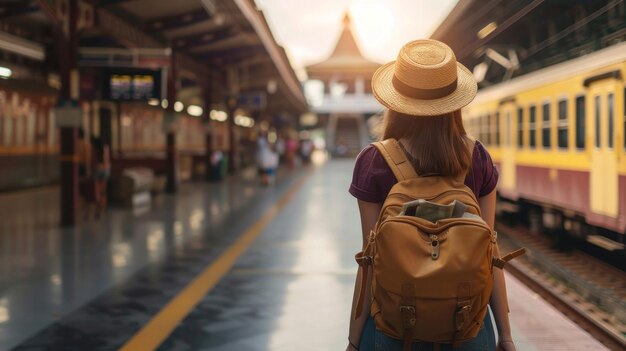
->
[306,13,381,76]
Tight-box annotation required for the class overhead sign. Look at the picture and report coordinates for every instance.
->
[101,68,162,101]
[226,92,266,111]
[55,100,82,128]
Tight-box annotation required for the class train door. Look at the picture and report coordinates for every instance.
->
[499,103,516,195]
[589,82,618,217]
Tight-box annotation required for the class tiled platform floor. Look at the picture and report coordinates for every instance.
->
[1,160,610,350]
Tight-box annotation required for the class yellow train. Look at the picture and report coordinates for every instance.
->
[464,41,626,250]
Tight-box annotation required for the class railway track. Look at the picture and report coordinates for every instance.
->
[495,221,626,351]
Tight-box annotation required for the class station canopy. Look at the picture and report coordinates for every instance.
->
[431,0,626,86]
[0,0,307,115]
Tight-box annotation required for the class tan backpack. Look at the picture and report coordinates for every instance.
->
[354,138,524,349]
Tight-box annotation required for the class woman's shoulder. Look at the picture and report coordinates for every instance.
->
[355,144,381,163]
[349,144,395,203]
[353,144,394,177]
[469,139,499,197]
[472,139,494,165]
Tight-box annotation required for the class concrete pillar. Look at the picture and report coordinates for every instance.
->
[201,80,214,181]
[57,0,80,227]
[226,66,239,174]
[165,53,178,193]
[227,97,238,174]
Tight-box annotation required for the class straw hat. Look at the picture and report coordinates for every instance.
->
[372,39,477,116]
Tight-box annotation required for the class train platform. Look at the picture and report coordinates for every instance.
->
[0,160,609,351]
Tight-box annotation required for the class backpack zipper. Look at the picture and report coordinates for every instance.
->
[379,216,493,240]
[388,189,476,204]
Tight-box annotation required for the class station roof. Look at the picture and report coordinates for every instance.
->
[0,0,307,114]
[430,0,626,86]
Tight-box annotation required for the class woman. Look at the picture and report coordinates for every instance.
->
[91,137,111,218]
[346,40,516,351]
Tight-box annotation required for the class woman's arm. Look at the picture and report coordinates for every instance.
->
[346,200,382,351]
[478,189,516,351]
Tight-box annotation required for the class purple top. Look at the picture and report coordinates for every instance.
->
[349,140,498,203]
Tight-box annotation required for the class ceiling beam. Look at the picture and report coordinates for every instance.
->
[146,9,211,32]
[95,7,209,77]
[0,1,39,19]
[97,0,137,5]
[97,7,162,48]
[200,44,265,61]
[172,28,234,50]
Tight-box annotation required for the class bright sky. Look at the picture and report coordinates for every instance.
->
[255,0,458,74]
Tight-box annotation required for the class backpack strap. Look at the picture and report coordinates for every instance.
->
[493,247,527,269]
[372,139,418,181]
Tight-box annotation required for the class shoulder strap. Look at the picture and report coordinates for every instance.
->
[372,139,418,181]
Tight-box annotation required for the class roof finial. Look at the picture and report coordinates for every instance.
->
[342,12,351,27]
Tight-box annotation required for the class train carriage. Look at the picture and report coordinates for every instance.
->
[464,41,626,249]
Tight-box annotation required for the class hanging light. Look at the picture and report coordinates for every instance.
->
[187,105,203,117]
[209,110,228,122]
[174,101,184,112]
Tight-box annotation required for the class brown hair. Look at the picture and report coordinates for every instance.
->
[381,109,471,177]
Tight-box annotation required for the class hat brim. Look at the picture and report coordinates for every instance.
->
[372,61,478,116]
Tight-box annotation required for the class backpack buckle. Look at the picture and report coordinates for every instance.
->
[400,305,416,328]
[430,235,440,260]
[455,305,472,331]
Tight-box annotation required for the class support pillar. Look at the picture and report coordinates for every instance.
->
[226,65,239,174]
[55,0,80,227]
[201,79,214,181]
[204,132,214,181]
[227,98,238,174]
[165,132,177,192]
[99,107,112,148]
[165,52,178,193]
[60,127,79,226]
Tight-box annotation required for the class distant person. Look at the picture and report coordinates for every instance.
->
[77,128,97,219]
[77,128,90,179]
[91,137,111,218]
[299,133,314,164]
[347,40,516,351]
[285,134,299,169]
[256,132,278,185]
[335,140,348,156]
[275,135,286,164]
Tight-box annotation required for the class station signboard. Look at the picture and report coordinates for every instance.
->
[101,68,162,102]
[226,92,266,111]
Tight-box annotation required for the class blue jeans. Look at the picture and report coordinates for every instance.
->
[360,307,496,351]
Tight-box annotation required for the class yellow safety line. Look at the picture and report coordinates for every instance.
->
[119,173,309,351]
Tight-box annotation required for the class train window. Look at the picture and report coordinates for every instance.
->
[486,114,492,145]
[517,108,524,149]
[595,95,601,148]
[529,105,536,148]
[542,102,551,149]
[505,112,511,147]
[608,93,614,149]
[575,96,585,149]
[495,112,500,146]
[557,99,568,149]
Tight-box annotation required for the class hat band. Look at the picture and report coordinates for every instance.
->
[392,76,458,100]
